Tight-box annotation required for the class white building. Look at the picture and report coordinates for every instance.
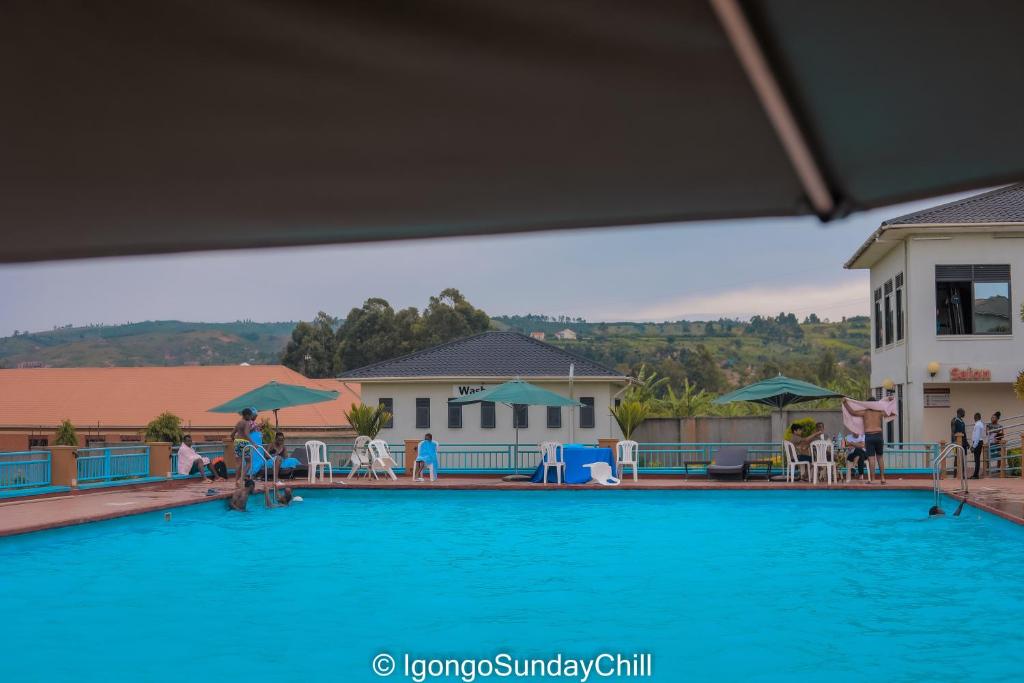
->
[338,331,628,444]
[846,184,1024,443]
[554,328,577,341]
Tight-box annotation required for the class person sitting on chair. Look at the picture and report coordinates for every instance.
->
[265,433,299,480]
[843,433,869,480]
[176,435,214,483]
[414,433,440,482]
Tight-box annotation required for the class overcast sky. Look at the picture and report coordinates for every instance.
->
[0,192,968,337]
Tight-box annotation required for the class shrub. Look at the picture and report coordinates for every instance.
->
[610,400,650,440]
[54,419,78,447]
[144,411,185,444]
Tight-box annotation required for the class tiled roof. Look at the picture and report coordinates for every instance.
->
[337,331,625,380]
[882,183,1024,226]
[0,365,358,428]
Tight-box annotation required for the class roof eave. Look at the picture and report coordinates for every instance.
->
[845,221,1024,269]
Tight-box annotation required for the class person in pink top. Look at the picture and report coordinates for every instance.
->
[176,435,214,483]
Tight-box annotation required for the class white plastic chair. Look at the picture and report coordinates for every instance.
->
[810,439,837,485]
[416,441,438,482]
[368,439,399,481]
[540,442,565,485]
[347,436,372,479]
[584,461,620,486]
[784,441,810,483]
[616,440,639,481]
[305,440,333,483]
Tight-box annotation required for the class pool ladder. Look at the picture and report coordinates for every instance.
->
[931,443,966,516]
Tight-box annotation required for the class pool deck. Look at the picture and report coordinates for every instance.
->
[1,474,1022,537]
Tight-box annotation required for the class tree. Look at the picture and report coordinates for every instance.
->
[343,403,392,438]
[55,419,78,446]
[816,347,838,384]
[334,298,416,371]
[625,364,670,403]
[610,400,650,440]
[417,288,491,347]
[281,311,339,378]
[144,411,185,444]
[679,344,726,393]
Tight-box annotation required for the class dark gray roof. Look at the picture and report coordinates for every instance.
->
[338,331,625,380]
[882,183,1024,226]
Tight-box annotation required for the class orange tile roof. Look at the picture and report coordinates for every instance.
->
[0,365,360,429]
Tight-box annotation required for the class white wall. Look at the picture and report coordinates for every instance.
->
[357,380,625,444]
[868,233,1024,441]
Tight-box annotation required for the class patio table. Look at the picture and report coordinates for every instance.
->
[531,445,615,484]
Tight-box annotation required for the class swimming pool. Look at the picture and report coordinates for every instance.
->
[2,490,1021,682]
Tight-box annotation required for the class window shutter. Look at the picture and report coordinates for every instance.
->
[895,272,904,288]
[973,264,1010,282]
[935,265,973,281]
[874,287,882,301]
[884,279,893,295]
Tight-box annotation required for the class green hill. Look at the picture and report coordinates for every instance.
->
[0,320,296,367]
[0,315,871,392]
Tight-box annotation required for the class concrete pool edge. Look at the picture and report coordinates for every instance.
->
[1,476,1020,538]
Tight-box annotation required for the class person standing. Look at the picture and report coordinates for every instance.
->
[970,412,986,479]
[988,412,1004,474]
[950,408,967,476]
[843,399,886,485]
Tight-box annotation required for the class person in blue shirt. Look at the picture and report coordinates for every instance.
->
[414,433,440,482]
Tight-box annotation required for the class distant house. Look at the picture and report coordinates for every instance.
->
[0,365,359,452]
[554,328,577,341]
[529,331,546,341]
[338,331,627,444]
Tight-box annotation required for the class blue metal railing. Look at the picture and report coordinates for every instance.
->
[324,443,407,474]
[636,442,783,475]
[0,450,52,490]
[170,443,225,478]
[76,445,150,483]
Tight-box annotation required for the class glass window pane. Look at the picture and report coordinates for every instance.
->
[415,398,430,429]
[448,403,462,429]
[481,401,495,429]
[379,398,394,429]
[973,282,1011,334]
[580,397,595,429]
[547,406,561,428]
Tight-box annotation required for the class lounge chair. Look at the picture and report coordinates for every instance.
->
[706,446,749,481]
[584,461,620,486]
[368,439,399,480]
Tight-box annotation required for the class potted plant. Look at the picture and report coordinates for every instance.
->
[610,399,650,441]
[144,411,185,444]
[55,418,78,447]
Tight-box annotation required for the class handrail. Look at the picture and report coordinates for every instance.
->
[932,443,965,514]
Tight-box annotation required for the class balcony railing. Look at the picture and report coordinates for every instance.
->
[0,450,52,490]
[76,445,150,484]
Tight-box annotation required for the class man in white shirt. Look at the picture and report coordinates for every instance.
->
[970,413,986,480]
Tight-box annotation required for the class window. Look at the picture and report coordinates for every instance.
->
[448,403,463,429]
[480,401,496,429]
[895,272,905,342]
[379,398,394,429]
[580,397,595,429]
[936,264,1011,335]
[883,279,894,344]
[513,404,528,429]
[28,437,48,449]
[547,406,561,428]
[873,287,883,348]
[415,398,430,429]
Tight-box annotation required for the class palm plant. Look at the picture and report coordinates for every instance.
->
[658,379,714,417]
[610,399,651,440]
[343,402,392,439]
[54,418,78,447]
[626,364,670,403]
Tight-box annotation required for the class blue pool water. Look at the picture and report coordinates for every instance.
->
[2,490,1022,682]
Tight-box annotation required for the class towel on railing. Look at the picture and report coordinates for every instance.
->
[842,397,897,435]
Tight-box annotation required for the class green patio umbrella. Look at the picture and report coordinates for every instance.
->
[713,374,842,410]
[209,380,340,428]
[449,379,581,468]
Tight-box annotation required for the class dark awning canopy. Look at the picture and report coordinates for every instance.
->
[4,1,1024,263]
